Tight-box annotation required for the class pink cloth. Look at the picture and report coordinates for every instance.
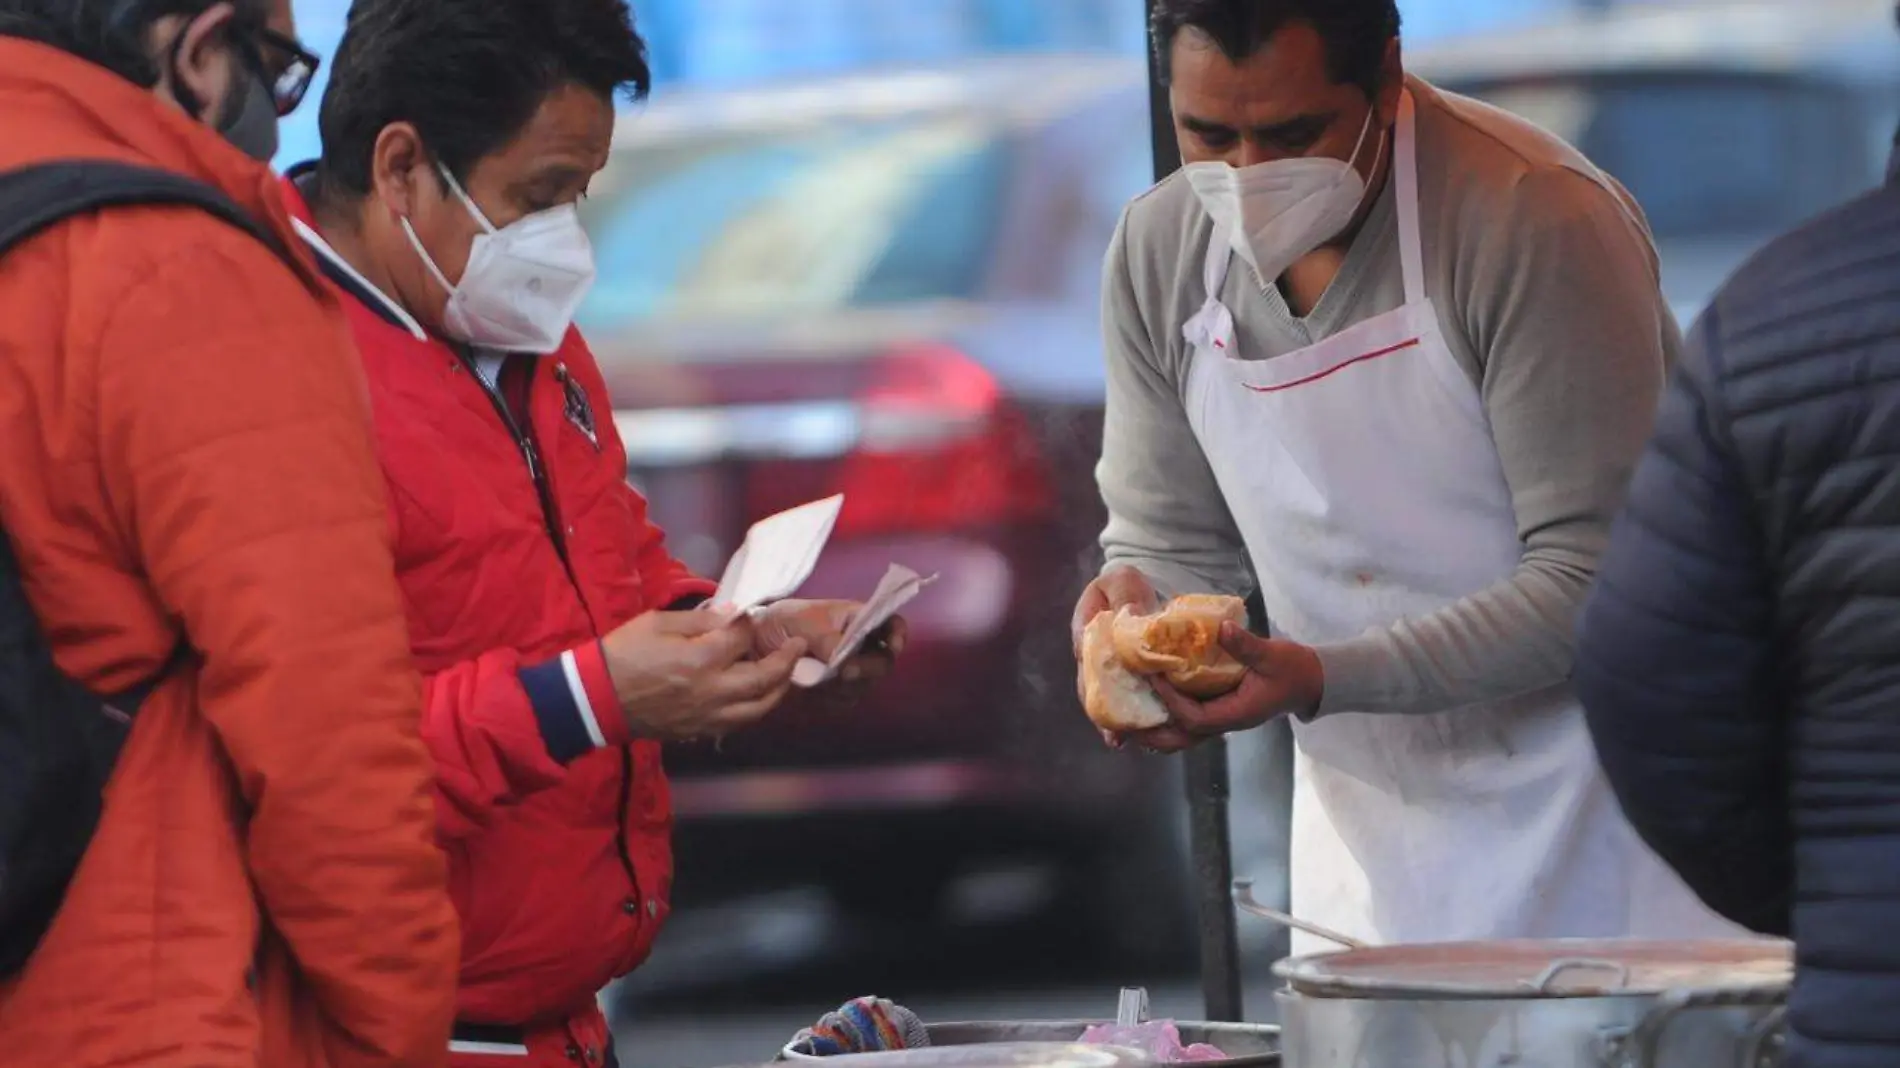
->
[1079,1021,1227,1062]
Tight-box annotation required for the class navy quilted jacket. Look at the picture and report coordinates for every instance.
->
[1576,171,1900,1068]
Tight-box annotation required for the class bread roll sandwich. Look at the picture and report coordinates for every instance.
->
[1081,593,1249,733]
[1110,593,1248,698]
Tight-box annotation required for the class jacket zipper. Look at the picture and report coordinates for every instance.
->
[615,747,640,903]
[456,351,646,902]
[456,351,579,585]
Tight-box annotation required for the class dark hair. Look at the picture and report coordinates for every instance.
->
[315,0,650,199]
[1150,0,1400,96]
[0,0,264,87]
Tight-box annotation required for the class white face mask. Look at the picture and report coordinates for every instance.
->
[402,165,598,354]
[1184,108,1383,284]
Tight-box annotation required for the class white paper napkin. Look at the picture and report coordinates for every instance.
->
[789,564,937,688]
[711,494,844,614]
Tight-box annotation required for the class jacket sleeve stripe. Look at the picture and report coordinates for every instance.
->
[570,641,629,748]
[558,648,609,748]
[520,652,605,763]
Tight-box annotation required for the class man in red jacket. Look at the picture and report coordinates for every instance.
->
[281,0,905,1063]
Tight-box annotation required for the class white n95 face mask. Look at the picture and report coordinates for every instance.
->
[1184,108,1382,285]
[402,165,598,354]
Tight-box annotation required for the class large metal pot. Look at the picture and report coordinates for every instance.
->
[1271,938,1791,1068]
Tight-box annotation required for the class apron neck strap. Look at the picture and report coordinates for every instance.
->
[1204,222,1233,299]
[1393,87,1425,307]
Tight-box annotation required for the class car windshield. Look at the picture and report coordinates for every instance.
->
[576,116,1012,331]
[1456,73,1877,241]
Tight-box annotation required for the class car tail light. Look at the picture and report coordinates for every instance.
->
[614,345,1058,549]
[816,345,1056,539]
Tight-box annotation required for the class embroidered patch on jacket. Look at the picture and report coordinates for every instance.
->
[557,364,600,450]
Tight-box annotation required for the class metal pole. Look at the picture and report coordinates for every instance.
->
[1183,743,1243,1022]
[1145,3,1244,1023]
[1145,15,1181,189]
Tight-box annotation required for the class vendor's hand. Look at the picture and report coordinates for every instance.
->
[754,599,907,686]
[1125,623,1325,754]
[1070,566,1159,658]
[599,608,807,742]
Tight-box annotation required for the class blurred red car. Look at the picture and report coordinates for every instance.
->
[575,56,1196,965]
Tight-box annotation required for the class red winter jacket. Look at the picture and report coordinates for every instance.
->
[282,176,713,1057]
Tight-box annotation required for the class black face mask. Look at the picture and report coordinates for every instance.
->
[168,32,280,163]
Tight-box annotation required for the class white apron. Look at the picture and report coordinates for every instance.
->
[1179,91,1742,956]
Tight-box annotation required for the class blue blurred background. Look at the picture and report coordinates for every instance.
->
[276,0,1572,167]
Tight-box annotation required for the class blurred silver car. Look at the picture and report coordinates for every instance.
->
[1412,0,1900,326]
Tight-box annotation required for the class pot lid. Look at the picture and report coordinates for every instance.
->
[1273,938,1792,1000]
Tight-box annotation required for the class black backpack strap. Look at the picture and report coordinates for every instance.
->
[0,160,292,264]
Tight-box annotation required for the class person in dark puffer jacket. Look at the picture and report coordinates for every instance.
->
[1575,144,1900,1065]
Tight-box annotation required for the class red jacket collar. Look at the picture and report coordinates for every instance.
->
[278,163,318,224]
[277,165,429,339]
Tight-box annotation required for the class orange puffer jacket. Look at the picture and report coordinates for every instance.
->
[0,39,460,1068]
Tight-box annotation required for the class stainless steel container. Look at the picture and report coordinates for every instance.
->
[782,1021,1280,1068]
[1271,938,1791,1068]
[777,988,1280,1067]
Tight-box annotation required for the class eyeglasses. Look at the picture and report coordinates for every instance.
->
[242,26,322,117]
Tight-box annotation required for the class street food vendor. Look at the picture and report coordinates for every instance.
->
[1073,0,1746,951]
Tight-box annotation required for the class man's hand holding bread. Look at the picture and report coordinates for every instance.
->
[1073,567,1324,753]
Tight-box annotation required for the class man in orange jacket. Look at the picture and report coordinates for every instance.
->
[0,1,461,1066]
